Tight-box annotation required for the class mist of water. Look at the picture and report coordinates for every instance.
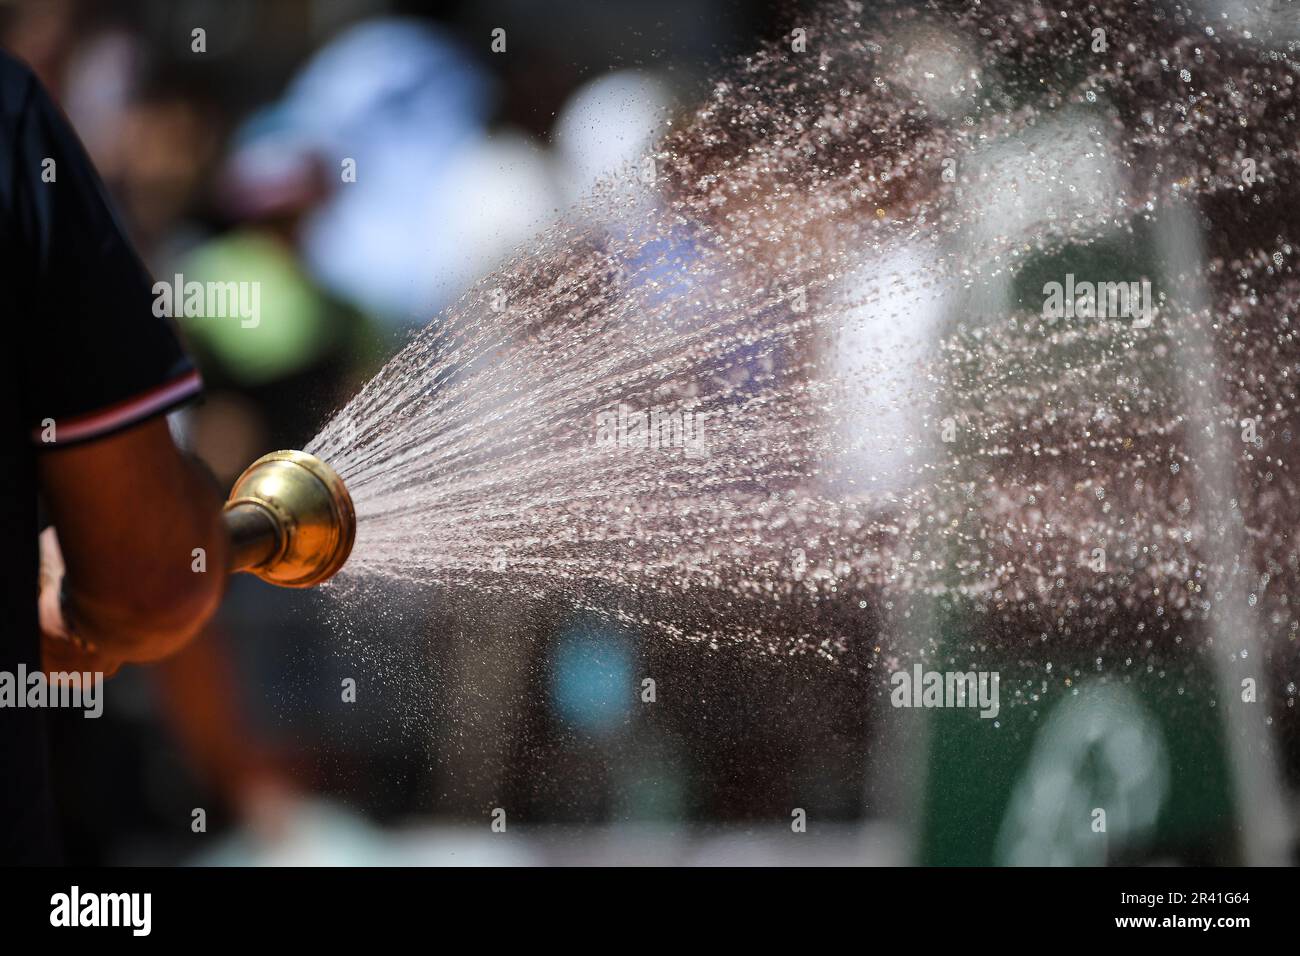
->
[308,0,1300,664]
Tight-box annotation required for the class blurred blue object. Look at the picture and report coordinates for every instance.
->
[282,18,492,154]
[265,18,498,324]
[550,623,634,735]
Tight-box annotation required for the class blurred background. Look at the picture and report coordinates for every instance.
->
[12,0,1299,865]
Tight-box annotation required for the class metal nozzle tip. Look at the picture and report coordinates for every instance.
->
[224,450,356,588]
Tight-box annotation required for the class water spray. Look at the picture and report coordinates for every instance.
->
[222,450,356,588]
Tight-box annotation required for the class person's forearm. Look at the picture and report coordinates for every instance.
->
[66,456,227,661]
[40,422,229,664]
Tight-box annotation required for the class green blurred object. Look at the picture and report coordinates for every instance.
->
[915,604,1238,865]
[177,230,347,387]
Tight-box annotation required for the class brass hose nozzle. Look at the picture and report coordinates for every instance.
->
[223,450,356,588]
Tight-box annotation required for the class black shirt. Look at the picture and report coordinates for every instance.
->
[0,52,200,864]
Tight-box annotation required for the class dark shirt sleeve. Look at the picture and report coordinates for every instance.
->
[9,62,200,447]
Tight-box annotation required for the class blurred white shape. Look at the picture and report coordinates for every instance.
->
[552,70,675,206]
[192,798,542,866]
[824,243,956,495]
[995,683,1169,866]
[424,132,563,304]
[193,799,396,866]
[884,24,980,118]
[958,110,1128,321]
[964,110,1126,250]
